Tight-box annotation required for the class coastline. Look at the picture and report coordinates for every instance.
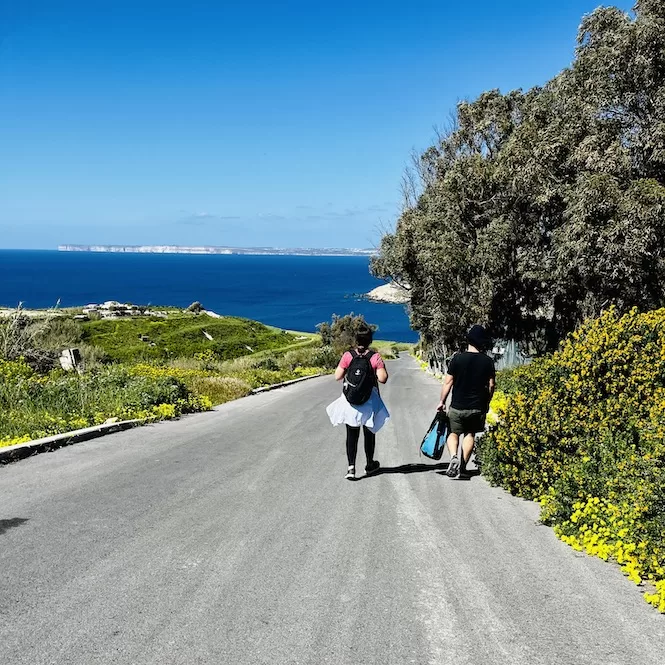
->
[365,282,410,304]
[0,250,417,342]
[58,244,376,257]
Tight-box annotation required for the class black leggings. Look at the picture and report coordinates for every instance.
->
[346,425,376,467]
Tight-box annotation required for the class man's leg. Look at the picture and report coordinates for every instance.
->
[446,431,461,477]
[446,409,464,477]
[461,433,475,464]
[446,432,459,458]
[460,412,484,471]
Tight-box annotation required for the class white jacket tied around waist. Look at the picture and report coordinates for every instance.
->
[326,387,390,433]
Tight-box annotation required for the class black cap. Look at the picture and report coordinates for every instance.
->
[467,324,490,351]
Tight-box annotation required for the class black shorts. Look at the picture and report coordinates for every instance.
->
[448,408,486,435]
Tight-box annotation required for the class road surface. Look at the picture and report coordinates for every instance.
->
[2,354,664,664]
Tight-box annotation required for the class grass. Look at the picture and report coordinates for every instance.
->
[80,314,298,363]
[0,307,410,445]
[372,340,414,359]
[0,360,211,446]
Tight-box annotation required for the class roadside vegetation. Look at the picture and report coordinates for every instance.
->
[476,308,665,613]
[382,2,665,613]
[0,308,408,447]
[372,2,665,357]
[79,315,306,363]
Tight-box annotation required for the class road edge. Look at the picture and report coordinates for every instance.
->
[1,372,329,465]
[0,420,144,464]
[249,372,325,395]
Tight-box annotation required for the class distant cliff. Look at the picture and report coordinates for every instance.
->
[58,245,375,257]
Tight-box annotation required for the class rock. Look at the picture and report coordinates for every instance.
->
[366,283,410,304]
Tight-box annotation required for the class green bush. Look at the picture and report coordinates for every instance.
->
[494,366,524,395]
[187,375,252,405]
[317,314,377,355]
[32,316,82,350]
[0,359,211,444]
[477,307,665,612]
[0,312,62,371]
[254,357,281,371]
[280,345,338,371]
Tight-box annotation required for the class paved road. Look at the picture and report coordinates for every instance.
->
[2,355,664,664]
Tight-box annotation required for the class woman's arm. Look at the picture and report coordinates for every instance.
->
[335,352,351,381]
[376,367,388,384]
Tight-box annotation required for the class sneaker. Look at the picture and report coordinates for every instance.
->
[365,460,380,476]
[345,466,355,480]
[446,455,460,478]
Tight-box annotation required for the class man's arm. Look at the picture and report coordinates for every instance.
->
[437,373,454,411]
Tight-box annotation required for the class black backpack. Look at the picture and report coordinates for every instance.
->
[343,349,377,405]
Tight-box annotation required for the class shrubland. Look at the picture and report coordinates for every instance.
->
[0,308,407,446]
[478,308,665,612]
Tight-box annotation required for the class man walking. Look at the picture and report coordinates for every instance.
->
[436,325,495,478]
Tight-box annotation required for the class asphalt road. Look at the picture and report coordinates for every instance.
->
[2,355,664,665]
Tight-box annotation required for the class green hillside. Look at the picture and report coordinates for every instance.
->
[80,314,302,363]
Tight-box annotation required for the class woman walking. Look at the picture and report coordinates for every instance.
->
[326,324,390,480]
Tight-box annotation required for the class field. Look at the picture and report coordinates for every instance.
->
[0,308,410,447]
[80,315,309,363]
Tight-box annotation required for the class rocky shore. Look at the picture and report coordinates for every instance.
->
[365,282,410,304]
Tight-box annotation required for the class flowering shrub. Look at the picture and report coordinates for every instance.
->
[0,435,32,447]
[486,390,508,426]
[293,366,323,378]
[0,360,211,445]
[478,307,665,612]
[0,358,34,381]
[0,349,331,447]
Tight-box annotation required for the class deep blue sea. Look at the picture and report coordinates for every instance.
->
[0,250,416,342]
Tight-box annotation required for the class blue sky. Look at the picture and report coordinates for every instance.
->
[0,0,633,249]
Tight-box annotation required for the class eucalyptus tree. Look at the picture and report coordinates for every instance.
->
[373,1,665,353]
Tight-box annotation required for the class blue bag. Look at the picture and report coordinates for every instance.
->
[420,412,449,460]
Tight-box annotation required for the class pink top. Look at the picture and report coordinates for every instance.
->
[338,350,386,372]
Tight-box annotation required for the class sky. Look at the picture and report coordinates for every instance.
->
[0,0,634,250]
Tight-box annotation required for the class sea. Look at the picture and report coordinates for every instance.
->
[0,250,417,342]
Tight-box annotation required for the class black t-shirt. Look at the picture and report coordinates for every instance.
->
[448,351,496,412]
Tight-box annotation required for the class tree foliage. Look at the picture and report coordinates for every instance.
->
[373,2,665,352]
[317,313,378,355]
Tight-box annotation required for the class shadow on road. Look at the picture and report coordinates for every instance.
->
[0,518,29,535]
[436,469,482,481]
[357,462,448,480]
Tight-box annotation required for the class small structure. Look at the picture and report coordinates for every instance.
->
[81,301,168,319]
[59,348,82,372]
